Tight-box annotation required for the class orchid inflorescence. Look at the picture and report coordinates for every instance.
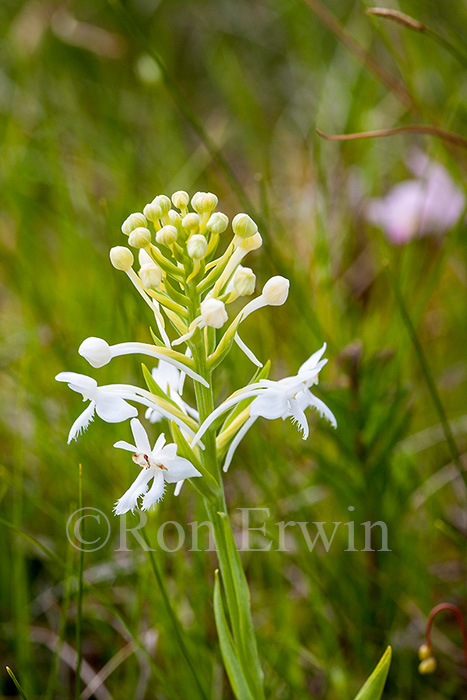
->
[56,190,336,515]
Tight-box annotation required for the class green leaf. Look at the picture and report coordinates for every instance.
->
[207,316,243,371]
[149,327,165,347]
[217,512,265,699]
[6,667,29,700]
[213,572,255,700]
[353,647,392,700]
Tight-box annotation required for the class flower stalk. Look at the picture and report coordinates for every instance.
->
[57,190,336,699]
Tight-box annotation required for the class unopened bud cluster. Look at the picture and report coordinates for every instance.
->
[109,190,289,351]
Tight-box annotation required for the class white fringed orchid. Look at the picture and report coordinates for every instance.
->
[113,419,201,514]
[55,372,138,443]
[192,344,336,471]
[55,372,201,444]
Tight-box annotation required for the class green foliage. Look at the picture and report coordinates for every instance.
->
[353,647,392,700]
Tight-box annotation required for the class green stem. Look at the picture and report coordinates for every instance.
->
[75,465,84,700]
[187,287,264,700]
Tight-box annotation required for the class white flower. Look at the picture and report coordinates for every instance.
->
[56,371,201,444]
[191,344,336,469]
[113,419,201,514]
[145,361,199,423]
[55,372,138,444]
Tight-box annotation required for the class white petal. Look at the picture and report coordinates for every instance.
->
[234,333,263,367]
[145,406,164,423]
[249,390,288,420]
[95,394,138,423]
[163,455,202,483]
[287,398,309,439]
[56,372,98,395]
[298,343,327,375]
[159,443,177,460]
[152,433,166,453]
[223,416,257,472]
[174,480,184,496]
[114,469,153,515]
[302,390,337,428]
[113,440,137,452]
[67,402,96,443]
[191,388,262,447]
[130,418,152,453]
[153,360,181,393]
[141,471,166,509]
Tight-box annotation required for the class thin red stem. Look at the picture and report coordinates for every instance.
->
[426,603,467,672]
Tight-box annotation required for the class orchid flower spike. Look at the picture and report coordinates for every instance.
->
[55,372,138,443]
[191,344,336,469]
[113,419,201,514]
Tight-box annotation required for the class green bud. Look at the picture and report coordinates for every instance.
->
[182,213,200,233]
[154,195,171,215]
[128,227,152,248]
[172,191,190,211]
[121,212,147,235]
[234,266,256,296]
[143,201,162,222]
[139,262,162,289]
[191,191,218,214]
[207,212,229,234]
[156,225,178,246]
[187,234,208,260]
[110,246,134,271]
[232,213,258,238]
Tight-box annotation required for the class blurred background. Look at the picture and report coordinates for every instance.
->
[1,0,466,698]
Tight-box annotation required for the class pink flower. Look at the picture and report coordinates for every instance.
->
[366,151,465,245]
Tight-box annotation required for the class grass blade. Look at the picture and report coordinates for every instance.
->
[353,646,392,700]
[6,667,29,700]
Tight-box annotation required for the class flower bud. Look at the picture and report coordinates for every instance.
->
[156,225,178,246]
[182,213,200,233]
[110,246,134,271]
[79,337,111,368]
[143,200,162,222]
[167,209,181,226]
[234,266,256,296]
[128,227,152,249]
[232,213,258,239]
[418,644,431,661]
[172,191,189,211]
[238,232,262,252]
[418,657,436,675]
[187,234,208,260]
[154,194,171,215]
[191,191,218,214]
[201,298,228,329]
[262,276,290,306]
[139,263,162,289]
[207,212,229,234]
[121,212,147,235]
